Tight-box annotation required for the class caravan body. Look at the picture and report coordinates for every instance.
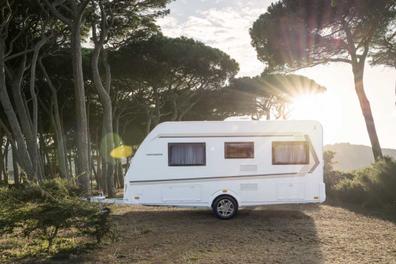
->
[123,120,325,217]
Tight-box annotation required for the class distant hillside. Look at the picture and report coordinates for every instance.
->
[324,143,396,171]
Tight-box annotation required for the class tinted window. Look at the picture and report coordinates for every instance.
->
[225,142,254,159]
[168,143,206,166]
[272,141,309,165]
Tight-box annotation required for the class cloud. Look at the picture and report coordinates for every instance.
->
[157,1,272,76]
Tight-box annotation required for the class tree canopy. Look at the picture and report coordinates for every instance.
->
[220,73,326,120]
[250,0,396,71]
[111,35,239,131]
[370,20,396,67]
[250,0,396,161]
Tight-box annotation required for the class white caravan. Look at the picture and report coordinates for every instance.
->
[123,120,325,219]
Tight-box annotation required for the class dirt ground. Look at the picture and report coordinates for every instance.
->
[76,204,396,264]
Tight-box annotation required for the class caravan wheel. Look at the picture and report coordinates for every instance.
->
[212,195,238,220]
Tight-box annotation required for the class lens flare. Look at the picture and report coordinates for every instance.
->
[110,145,133,159]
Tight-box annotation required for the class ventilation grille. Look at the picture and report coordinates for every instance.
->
[240,164,258,171]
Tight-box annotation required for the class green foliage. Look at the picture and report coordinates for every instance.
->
[81,207,113,244]
[370,6,396,67]
[370,25,396,68]
[0,179,112,254]
[221,73,326,119]
[323,150,354,198]
[110,34,239,130]
[250,0,396,71]
[87,0,170,47]
[325,153,396,209]
[112,34,239,86]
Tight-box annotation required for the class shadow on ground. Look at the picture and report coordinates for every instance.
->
[81,206,323,264]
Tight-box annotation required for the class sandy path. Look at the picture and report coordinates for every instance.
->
[79,204,396,264]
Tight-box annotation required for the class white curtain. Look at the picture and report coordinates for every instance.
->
[169,143,205,165]
[273,142,308,164]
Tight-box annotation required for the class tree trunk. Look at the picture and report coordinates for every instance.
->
[117,160,124,188]
[91,149,101,190]
[71,22,90,193]
[3,139,9,184]
[8,54,43,180]
[29,38,48,181]
[67,153,73,178]
[40,59,70,179]
[352,64,383,161]
[91,43,115,197]
[86,100,93,192]
[101,155,108,194]
[74,154,79,181]
[11,65,42,179]
[12,144,20,186]
[0,40,35,178]
[6,48,45,182]
[100,124,108,195]
[171,97,178,121]
[0,132,4,183]
[113,160,119,189]
[144,108,153,135]
[153,89,162,127]
[50,110,69,178]
[94,128,102,190]
[39,133,52,178]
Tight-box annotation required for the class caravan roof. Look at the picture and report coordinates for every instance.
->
[147,120,322,139]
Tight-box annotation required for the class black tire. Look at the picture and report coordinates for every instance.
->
[212,195,238,219]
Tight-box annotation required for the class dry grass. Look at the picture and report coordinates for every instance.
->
[71,204,396,264]
[0,228,93,263]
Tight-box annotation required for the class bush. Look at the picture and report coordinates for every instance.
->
[323,150,354,198]
[0,179,112,255]
[326,155,396,209]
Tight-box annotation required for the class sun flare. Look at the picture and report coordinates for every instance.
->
[290,93,326,120]
[289,91,346,145]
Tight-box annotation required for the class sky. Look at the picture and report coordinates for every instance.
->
[157,0,396,149]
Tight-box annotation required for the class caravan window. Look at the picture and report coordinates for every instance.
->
[272,141,309,165]
[168,143,206,166]
[224,142,254,159]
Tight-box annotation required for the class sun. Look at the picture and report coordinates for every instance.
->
[290,93,326,120]
[289,92,346,145]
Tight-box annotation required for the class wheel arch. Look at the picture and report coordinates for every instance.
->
[209,190,240,209]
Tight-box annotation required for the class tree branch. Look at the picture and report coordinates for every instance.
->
[4,48,35,62]
[327,58,352,64]
[78,0,91,17]
[43,0,72,25]
[341,19,357,64]
[0,0,12,38]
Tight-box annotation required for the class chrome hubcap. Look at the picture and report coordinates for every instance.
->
[217,199,235,217]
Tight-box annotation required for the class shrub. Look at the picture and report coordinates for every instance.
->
[80,207,113,243]
[330,157,396,209]
[323,150,354,199]
[0,179,112,254]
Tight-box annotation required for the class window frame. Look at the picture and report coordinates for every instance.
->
[272,141,310,165]
[168,142,206,167]
[224,141,255,159]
